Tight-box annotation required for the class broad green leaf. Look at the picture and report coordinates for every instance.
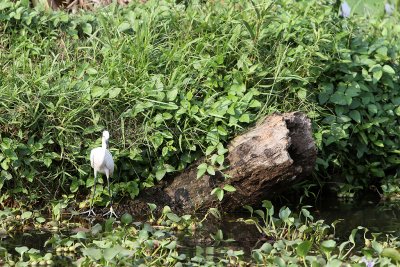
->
[156,169,167,181]
[82,247,102,261]
[86,68,97,75]
[383,65,395,75]
[349,110,361,123]
[368,104,378,114]
[211,188,224,201]
[21,211,32,220]
[36,217,46,223]
[207,165,215,175]
[15,246,29,256]
[148,203,157,212]
[372,240,383,254]
[296,240,312,257]
[239,114,250,123]
[197,163,207,179]
[118,22,131,32]
[82,23,92,35]
[166,212,181,223]
[167,88,178,101]
[104,247,120,261]
[223,184,236,192]
[121,213,133,225]
[381,248,400,261]
[321,240,336,252]
[91,223,102,235]
[109,88,121,98]
[166,240,177,250]
[91,86,105,98]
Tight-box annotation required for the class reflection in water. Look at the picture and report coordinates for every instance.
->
[314,193,400,237]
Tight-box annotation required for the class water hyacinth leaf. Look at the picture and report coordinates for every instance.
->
[254,209,265,220]
[243,205,253,214]
[21,211,32,220]
[148,203,157,212]
[260,242,273,253]
[15,246,29,256]
[274,256,286,267]
[321,240,336,253]
[104,246,121,261]
[372,240,383,254]
[165,240,177,250]
[296,240,312,257]
[279,207,291,220]
[166,212,181,223]
[36,217,45,223]
[91,223,102,235]
[121,213,133,225]
[105,218,115,232]
[162,206,172,214]
[82,247,102,261]
[71,231,86,239]
[252,250,263,263]
[381,248,400,261]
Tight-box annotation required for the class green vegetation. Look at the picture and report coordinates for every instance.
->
[0,0,399,205]
[1,202,400,266]
[1,0,400,265]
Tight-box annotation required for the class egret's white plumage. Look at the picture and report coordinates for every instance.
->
[340,1,351,18]
[84,130,116,217]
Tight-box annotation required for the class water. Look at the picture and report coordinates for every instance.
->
[315,194,400,237]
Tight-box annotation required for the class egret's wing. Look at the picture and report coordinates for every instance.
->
[104,150,115,176]
[90,149,95,168]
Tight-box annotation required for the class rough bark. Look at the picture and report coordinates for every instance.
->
[119,112,316,215]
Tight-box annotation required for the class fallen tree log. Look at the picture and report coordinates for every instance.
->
[119,112,316,215]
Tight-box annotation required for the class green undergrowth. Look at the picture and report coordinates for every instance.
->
[0,0,400,207]
[1,202,400,266]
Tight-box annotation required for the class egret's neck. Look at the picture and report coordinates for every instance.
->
[102,137,108,149]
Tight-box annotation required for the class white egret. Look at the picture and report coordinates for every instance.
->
[84,130,116,217]
[385,2,394,15]
[340,1,351,18]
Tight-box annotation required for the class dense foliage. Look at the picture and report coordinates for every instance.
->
[0,0,399,208]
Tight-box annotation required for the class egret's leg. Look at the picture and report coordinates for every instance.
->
[81,171,97,217]
[103,170,117,218]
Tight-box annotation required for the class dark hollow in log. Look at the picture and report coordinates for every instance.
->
[119,112,317,215]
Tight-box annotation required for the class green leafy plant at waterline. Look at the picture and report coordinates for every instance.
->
[243,201,400,266]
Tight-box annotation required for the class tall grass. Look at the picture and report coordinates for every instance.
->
[0,0,399,207]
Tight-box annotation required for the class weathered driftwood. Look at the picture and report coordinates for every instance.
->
[118,112,316,215]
